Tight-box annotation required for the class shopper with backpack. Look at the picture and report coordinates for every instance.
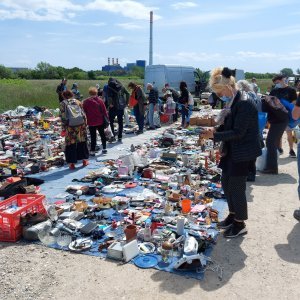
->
[83,87,109,155]
[60,90,89,169]
[107,78,130,142]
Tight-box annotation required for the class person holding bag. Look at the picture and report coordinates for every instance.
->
[60,90,89,169]
[261,95,289,174]
[83,87,109,156]
[128,82,147,134]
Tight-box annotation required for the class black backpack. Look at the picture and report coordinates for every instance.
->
[108,79,126,110]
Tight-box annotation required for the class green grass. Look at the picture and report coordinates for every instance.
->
[256,79,273,94]
[0,78,143,113]
[0,78,274,113]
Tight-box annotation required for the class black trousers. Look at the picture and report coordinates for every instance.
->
[109,108,124,139]
[88,125,106,151]
[221,173,248,220]
[266,121,288,171]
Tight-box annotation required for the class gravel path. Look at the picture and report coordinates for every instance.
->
[1,135,300,300]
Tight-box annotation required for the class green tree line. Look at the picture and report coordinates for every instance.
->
[0,62,145,80]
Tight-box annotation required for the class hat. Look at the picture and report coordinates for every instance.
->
[73,83,78,87]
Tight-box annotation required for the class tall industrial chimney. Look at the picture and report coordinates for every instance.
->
[149,11,153,66]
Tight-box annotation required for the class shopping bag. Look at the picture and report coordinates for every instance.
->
[104,126,113,139]
[256,147,267,171]
[129,94,138,107]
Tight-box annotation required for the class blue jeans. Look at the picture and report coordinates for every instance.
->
[180,105,189,126]
[148,103,155,128]
[186,104,193,123]
[297,141,300,200]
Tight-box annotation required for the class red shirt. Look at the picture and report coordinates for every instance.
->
[82,96,108,126]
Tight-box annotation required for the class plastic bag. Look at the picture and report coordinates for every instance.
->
[256,147,267,171]
[104,126,113,139]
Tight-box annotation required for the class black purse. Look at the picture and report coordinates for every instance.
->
[97,98,109,128]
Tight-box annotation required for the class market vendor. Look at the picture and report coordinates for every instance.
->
[203,67,262,238]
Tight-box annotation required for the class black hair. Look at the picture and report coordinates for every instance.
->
[221,67,233,78]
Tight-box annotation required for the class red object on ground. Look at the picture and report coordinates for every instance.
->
[160,114,169,123]
[6,177,21,183]
[0,194,46,242]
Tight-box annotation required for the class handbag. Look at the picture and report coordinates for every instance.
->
[97,97,109,128]
[129,94,138,107]
[129,88,138,107]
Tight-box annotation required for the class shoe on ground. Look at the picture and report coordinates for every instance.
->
[293,209,300,221]
[260,168,278,175]
[247,174,256,182]
[102,149,108,154]
[69,163,75,170]
[224,221,247,238]
[289,149,297,158]
[278,148,284,155]
[109,137,116,143]
[82,160,89,167]
[147,127,156,130]
[90,151,95,157]
[218,213,235,229]
[118,138,122,142]
[135,130,144,135]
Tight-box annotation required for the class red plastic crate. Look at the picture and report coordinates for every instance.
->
[0,194,46,242]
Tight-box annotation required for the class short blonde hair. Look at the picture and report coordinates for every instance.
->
[209,67,236,93]
[89,87,98,96]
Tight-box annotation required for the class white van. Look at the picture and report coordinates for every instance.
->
[144,65,195,95]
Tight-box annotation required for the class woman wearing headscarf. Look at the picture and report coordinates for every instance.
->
[60,90,89,169]
[205,67,261,238]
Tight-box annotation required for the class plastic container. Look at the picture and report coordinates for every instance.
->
[0,194,46,242]
[181,199,192,214]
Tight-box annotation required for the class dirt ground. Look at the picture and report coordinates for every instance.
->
[1,137,300,300]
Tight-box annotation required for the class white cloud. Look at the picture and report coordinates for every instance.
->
[116,22,143,30]
[171,2,198,10]
[218,25,300,41]
[0,0,160,22]
[86,0,160,20]
[100,36,125,44]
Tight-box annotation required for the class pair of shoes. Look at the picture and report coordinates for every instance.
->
[109,137,116,143]
[293,209,300,221]
[289,149,297,158]
[135,130,144,135]
[82,160,89,167]
[224,221,247,238]
[69,163,75,170]
[102,149,107,154]
[247,174,256,182]
[278,148,284,155]
[217,213,235,229]
[155,125,161,128]
[260,169,278,175]
[90,151,95,157]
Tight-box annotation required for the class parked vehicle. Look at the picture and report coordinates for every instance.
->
[144,65,195,95]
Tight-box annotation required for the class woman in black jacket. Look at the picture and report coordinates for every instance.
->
[178,81,190,128]
[205,67,262,238]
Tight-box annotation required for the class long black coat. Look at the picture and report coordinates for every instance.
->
[214,91,262,162]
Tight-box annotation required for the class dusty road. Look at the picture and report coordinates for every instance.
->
[0,138,299,300]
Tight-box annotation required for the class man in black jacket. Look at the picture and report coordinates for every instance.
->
[146,83,158,130]
[270,74,297,157]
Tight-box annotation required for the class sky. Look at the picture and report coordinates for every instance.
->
[0,0,300,73]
